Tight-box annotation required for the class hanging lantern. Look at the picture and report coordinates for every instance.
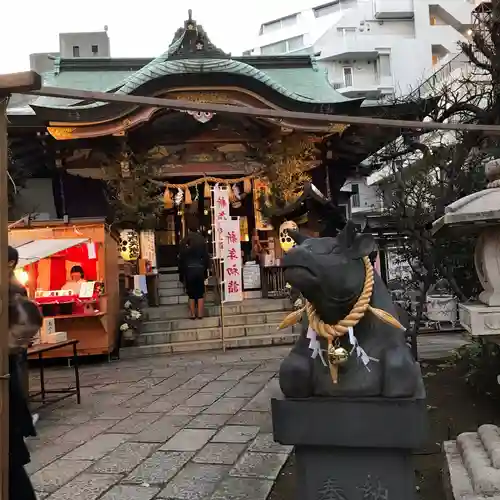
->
[119,229,141,261]
[14,268,29,286]
[279,221,298,253]
[204,181,211,199]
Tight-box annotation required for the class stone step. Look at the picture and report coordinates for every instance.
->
[144,298,291,321]
[138,322,298,346]
[444,424,500,499]
[143,310,289,333]
[159,291,216,305]
[159,287,184,298]
[121,328,300,358]
[159,295,189,305]
[159,273,180,283]
[159,267,178,273]
[158,280,184,290]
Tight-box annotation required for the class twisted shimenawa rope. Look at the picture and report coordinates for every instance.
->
[279,256,405,381]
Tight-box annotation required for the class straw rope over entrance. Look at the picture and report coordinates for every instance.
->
[279,257,405,383]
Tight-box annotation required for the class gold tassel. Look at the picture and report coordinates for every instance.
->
[185,187,192,205]
[278,308,304,330]
[164,188,173,209]
[204,181,211,199]
[368,305,405,331]
[244,177,252,194]
[229,189,236,204]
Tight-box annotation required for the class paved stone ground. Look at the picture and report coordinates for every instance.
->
[26,337,466,500]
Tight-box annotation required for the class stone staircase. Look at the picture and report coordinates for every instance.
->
[157,267,216,305]
[121,268,300,358]
[444,424,500,499]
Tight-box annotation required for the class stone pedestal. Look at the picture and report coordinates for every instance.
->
[459,303,500,341]
[272,394,428,500]
[444,424,500,499]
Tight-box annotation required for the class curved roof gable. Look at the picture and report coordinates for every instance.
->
[28,10,358,122]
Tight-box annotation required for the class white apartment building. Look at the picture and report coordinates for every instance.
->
[245,0,481,101]
[245,0,483,220]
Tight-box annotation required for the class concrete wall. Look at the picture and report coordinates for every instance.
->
[342,177,382,214]
[29,52,59,74]
[59,31,110,58]
[9,179,58,221]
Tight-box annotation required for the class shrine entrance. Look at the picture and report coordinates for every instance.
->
[156,175,256,271]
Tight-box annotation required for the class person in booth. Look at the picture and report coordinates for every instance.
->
[61,265,87,294]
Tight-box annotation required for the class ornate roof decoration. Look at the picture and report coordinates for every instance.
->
[167,10,229,60]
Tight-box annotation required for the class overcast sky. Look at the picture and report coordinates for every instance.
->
[0,0,320,74]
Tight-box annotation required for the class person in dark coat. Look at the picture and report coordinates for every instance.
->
[7,246,41,500]
[179,230,209,319]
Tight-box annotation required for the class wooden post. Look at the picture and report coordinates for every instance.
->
[0,92,10,500]
[0,71,41,500]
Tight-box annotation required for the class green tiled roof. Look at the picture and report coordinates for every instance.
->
[115,58,349,103]
[33,68,134,107]
[33,58,348,110]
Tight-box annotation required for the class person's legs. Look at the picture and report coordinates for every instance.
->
[188,298,196,319]
[10,463,36,500]
[197,297,204,319]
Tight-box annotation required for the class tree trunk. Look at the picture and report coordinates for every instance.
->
[410,277,432,361]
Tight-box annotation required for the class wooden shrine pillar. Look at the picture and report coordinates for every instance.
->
[0,71,41,500]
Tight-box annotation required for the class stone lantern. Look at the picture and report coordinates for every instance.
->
[434,160,500,500]
[432,158,500,339]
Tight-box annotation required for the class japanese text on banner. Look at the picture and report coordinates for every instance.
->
[213,185,230,259]
[220,218,243,302]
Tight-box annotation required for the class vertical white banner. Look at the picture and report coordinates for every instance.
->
[213,185,230,259]
[220,218,243,303]
[139,230,158,274]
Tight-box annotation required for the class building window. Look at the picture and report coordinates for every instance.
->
[351,184,360,208]
[261,35,304,55]
[314,1,341,17]
[261,14,298,34]
[287,35,304,51]
[91,45,99,55]
[343,67,354,87]
[261,41,287,55]
[379,54,392,77]
[72,45,80,57]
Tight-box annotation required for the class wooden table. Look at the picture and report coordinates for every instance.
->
[28,340,81,407]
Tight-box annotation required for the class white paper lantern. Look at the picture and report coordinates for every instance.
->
[279,221,298,253]
[119,229,140,261]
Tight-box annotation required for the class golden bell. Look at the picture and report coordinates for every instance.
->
[328,346,349,366]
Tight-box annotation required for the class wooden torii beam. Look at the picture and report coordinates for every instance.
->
[27,84,500,135]
[0,70,41,500]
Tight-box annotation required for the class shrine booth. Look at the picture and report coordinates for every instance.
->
[8,218,120,359]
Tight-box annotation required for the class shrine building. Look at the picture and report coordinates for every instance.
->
[7,11,432,305]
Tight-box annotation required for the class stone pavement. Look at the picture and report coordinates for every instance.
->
[26,336,466,500]
[27,347,291,500]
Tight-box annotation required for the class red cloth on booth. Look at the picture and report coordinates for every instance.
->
[49,257,67,290]
[48,243,99,289]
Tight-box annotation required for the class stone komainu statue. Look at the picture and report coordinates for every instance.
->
[278,221,422,398]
